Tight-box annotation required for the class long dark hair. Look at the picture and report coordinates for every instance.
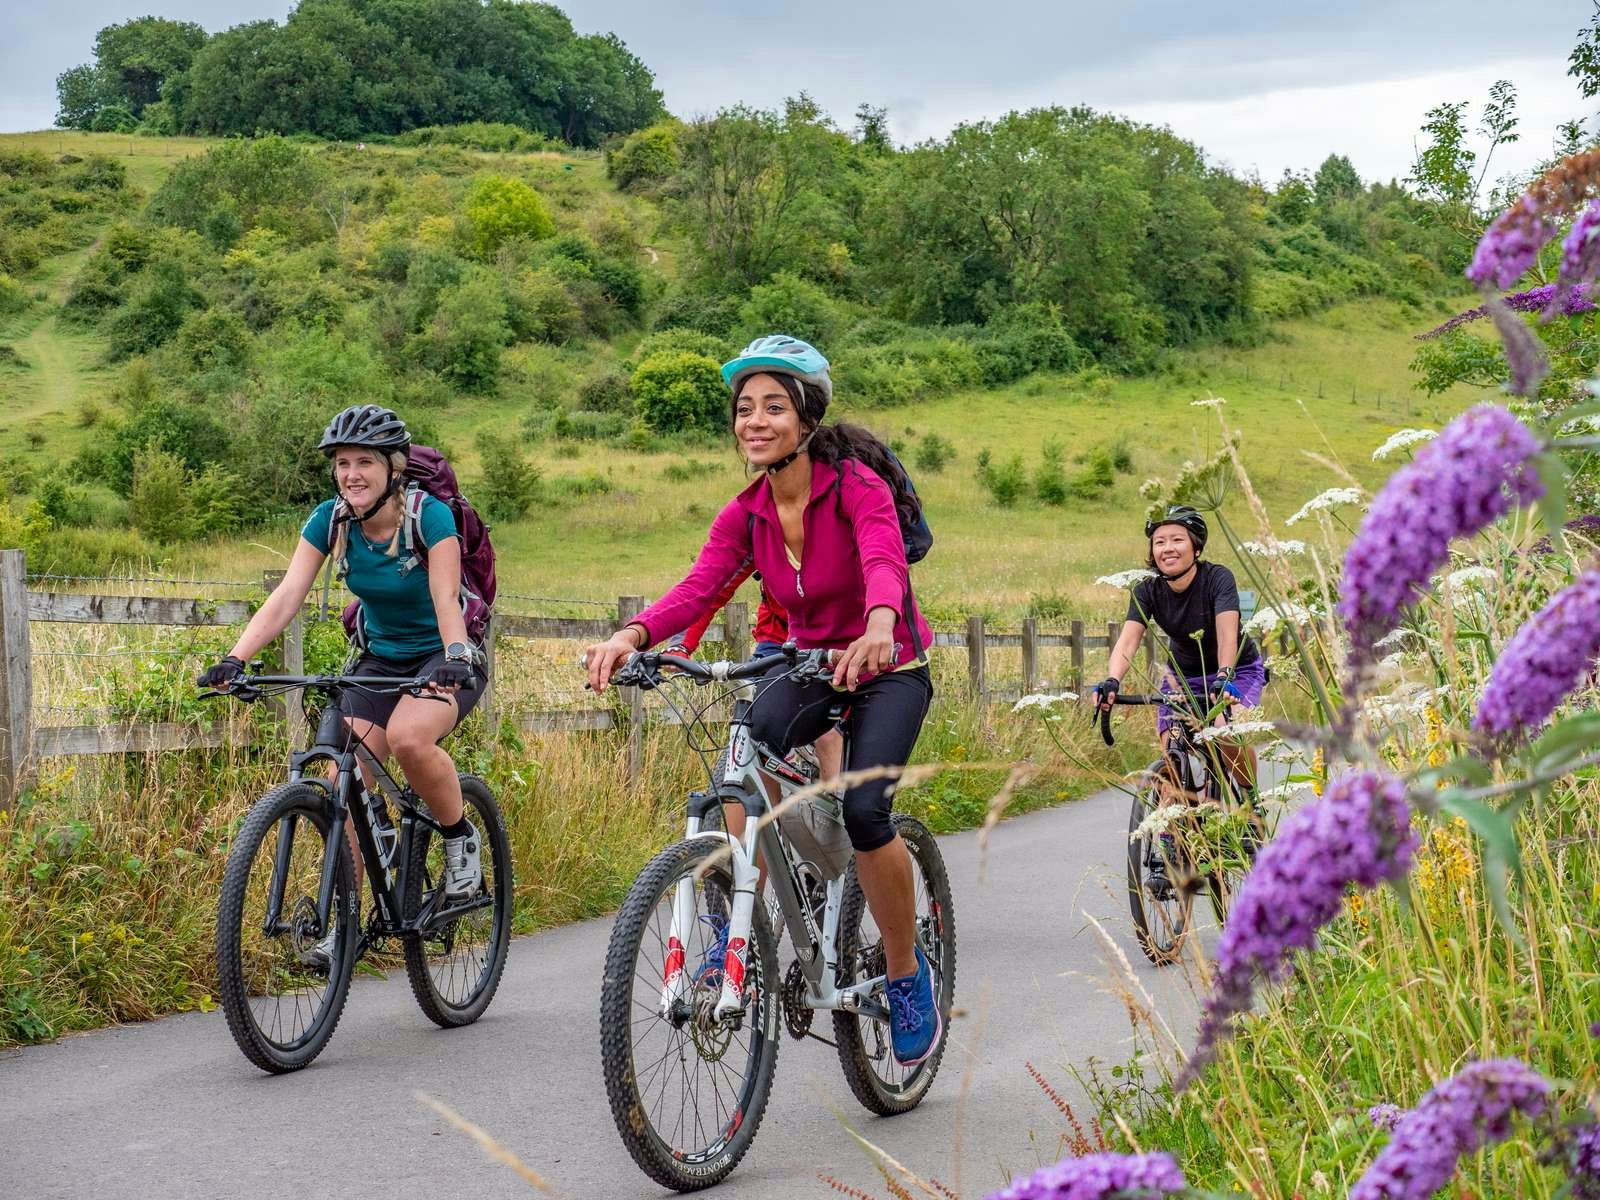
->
[732,373,922,529]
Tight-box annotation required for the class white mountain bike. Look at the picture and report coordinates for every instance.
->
[598,646,956,1191]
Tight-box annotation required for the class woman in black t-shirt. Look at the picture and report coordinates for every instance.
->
[1093,506,1264,800]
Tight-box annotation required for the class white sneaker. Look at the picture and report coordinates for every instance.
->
[301,928,339,973]
[441,823,483,901]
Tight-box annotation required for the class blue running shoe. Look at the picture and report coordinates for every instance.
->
[886,944,942,1066]
[692,914,728,985]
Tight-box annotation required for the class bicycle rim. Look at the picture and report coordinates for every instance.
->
[601,840,779,1190]
[1126,783,1193,965]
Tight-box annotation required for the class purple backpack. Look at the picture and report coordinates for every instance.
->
[334,446,497,647]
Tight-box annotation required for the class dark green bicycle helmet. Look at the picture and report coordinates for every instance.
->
[1145,504,1208,554]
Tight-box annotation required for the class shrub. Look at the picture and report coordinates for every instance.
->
[1035,441,1069,505]
[631,350,726,433]
[579,371,633,414]
[556,410,629,441]
[652,287,743,336]
[982,453,1028,507]
[106,260,201,359]
[190,464,247,535]
[549,471,613,499]
[502,267,580,344]
[102,223,151,271]
[662,458,720,482]
[632,328,737,365]
[33,473,97,528]
[606,122,680,192]
[474,431,542,522]
[737,272,840,347]
[0,274,30,316]
[1069,448,1116,500]
[62,256,125,316]
[396,123,558,153]
[25,522,159,578]
[591,256,644,317]
[149,137,329,242]
[1109,438,1134,473]
[129,445,195,542]
[915,432,956,473]
[176,307,251,370]
[107,399,232,495]
[466,176,554,260]
[406,274,512,392]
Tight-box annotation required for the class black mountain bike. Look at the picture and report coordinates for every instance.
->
[1099,692,1265,966]
[204,671,512,1072]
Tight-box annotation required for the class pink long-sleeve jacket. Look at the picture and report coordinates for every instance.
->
[634,460,931,673]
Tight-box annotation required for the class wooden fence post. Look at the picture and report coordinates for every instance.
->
[724,601,749,661]
[619,595,645,781]
[1020,617,1038,697]
[264,571,305,746]
[480,613,498,745]
[966,615,986,705]
[0,549,33,811]
[1070,619,1085,695]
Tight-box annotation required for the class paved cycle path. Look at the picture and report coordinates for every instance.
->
[4,784,1235,1200]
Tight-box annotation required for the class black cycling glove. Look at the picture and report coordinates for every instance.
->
[426,658,475,690]
[197,656,245,688]
[1092,676,1121,707]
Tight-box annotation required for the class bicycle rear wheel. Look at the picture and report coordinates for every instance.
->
[1127,767,1195,966]
[833,814,956,1115]
[216,781,357,1073]
[402,776,513,1027]
[600,836,781,1191]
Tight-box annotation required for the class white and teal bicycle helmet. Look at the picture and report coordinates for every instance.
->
[721,334,833,404]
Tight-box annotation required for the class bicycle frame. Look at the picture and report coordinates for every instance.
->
[261,691,491,958]
[659,680,889,1028]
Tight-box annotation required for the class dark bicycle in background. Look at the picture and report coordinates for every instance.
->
[1099,691,1269,966]
[203,671,512,1072]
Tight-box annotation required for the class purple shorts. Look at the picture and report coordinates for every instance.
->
[1157,658,1267,735]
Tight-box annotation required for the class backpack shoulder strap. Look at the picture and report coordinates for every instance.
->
[402,485,425,558]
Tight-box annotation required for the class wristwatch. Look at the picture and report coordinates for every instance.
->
[1219,665,1236,682]
[444,641,472,662]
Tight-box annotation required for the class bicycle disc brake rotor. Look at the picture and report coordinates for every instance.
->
[289,896,323,963]
[782,959,813,1040]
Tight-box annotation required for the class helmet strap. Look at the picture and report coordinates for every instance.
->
[764,431,814,475]
[337,459,402,523]
[1156,560,1199,584]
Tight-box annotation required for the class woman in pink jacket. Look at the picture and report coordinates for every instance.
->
[584,334,940,1066]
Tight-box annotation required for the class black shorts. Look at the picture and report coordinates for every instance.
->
[338,648,487,734]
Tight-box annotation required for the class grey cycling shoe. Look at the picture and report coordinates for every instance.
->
[441,823,483,900]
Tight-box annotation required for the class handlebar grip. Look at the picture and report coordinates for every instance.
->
[1100,704,1114,746]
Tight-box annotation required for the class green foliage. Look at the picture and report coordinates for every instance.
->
[632,328,737,365]
[1035,441,1069,505]
[466,176,555,259]
[0,274,29,316]
[129,444,195,542]
[161,1,660,145]
[176,307,251,370]
[105,397,231,495]
[737,272,841,347]
[630,350,726,433]
[606,121,680,192]
[396,123,558,153]
[914,432,956,473]
[979,452,1028,507]
[105,259,202,360]
[1410,328,1506,396]
[149,137,329,243]
[578,370,634,414]
[474,432,543,522]
[503,267,582,344]
[405,273,512,391]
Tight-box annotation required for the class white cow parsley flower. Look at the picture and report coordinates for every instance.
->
[1190,396,1226,409]
[1194,720,1277,743]
[1372,428,1437,461]
[1011,691,1079,714]
[1285,487,1366,526]
[1095,568,1156,589]
[1241,538,1307,557]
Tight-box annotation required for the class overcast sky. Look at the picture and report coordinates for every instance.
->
[3,1,1592,185]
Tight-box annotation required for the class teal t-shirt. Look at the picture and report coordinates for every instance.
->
[302,495,459,660]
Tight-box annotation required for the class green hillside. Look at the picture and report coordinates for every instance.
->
[0,129,1482,617]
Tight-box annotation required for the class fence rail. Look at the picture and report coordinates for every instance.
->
[1,550,1156,807]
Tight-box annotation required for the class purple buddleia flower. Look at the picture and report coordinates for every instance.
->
[985,1151,1186,1200]
[1532,514,1600,554]
[1485,294,1552,396]
[1473,569,1600,745]
[1568,1120,1600,1200]
[1467,195,1559,289]
[1349,1059,1550,1200]
[1338,405,1544,666]
[1177,771,1417,1090]
[1418,283,1597,340]
[1369,1103,1403,1132]
[1556,200,1600,309]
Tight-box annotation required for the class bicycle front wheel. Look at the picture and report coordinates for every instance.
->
[600,836,781,1192]
[1127,769,1195,966]
[216,781,358,1073]
[402,775,513,1028]
[833,814,957,1115]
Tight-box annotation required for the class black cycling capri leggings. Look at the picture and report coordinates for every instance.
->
[339,648,487,734]
[746,665,932,853]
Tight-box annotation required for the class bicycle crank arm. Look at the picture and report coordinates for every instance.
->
[419,893,493,933]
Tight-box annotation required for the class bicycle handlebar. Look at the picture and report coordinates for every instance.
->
[199,673,434,703]
[610,644,839,692]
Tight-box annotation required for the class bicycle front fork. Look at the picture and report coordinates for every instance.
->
[659,819,762,1023]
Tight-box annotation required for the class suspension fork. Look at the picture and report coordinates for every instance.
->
[713,815,762,1021]
[263,813,298,936]
[313,780,351,937]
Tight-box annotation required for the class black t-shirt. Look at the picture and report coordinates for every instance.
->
[1127,561,1260,679]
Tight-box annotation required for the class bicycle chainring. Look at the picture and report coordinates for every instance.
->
[782,959,814,1040]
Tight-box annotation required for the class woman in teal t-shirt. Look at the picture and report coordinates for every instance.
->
[197,404,487,904]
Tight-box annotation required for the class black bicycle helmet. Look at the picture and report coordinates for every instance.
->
[318,404,410,456]
[1145,504,1208,554]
